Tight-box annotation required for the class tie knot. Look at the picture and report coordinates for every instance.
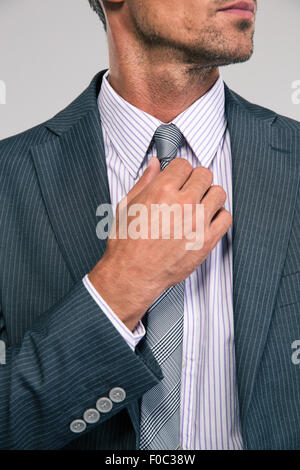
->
[153,124,184,170]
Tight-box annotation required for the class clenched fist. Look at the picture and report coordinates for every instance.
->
[89,157,232,331]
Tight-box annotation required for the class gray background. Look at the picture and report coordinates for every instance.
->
[0,0,299,140]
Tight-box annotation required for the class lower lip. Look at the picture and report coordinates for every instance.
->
[219,8,254,18]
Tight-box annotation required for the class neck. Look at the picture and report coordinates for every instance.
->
[107,29,220,123]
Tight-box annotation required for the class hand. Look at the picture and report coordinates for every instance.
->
[89,157,232,331]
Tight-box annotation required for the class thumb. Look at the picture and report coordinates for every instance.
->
[126,157,161,203]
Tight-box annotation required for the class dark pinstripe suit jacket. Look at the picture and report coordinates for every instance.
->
[0,70,299,450]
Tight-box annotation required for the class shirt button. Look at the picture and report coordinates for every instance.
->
[96,397,113,413]
[83,408,100,424]
[70,419,87,434]
[109,387,126,403]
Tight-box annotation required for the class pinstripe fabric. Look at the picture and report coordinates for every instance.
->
[225,91,300,449]
[0,70,299,449]
[0,72,162,450]
[97,71,243,449]
[226,94,300,428]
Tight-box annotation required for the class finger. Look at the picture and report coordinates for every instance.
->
[209,208,233,244]
[126,157,161,203]
[201,185,227,222]
[156,158,193,190]
[180,166,213,200]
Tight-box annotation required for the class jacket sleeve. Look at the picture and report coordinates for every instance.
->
[82,275,146,351]
[0,281,161,449]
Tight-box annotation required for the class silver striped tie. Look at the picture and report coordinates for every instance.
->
[139,124,185,450]
[154,123,184,170]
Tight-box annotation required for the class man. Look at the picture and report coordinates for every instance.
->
[0,0,299,450]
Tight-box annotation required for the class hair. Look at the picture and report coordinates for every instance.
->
[88,1,107,30]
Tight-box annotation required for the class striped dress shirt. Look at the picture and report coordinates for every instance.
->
[84,70,243,450]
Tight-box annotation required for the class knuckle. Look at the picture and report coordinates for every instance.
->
[179,158,192,168]
[219,209,233,227]
[212,185,227,203]
[199,167,213,185]
[161,181,175,194]
[171,158,192,170]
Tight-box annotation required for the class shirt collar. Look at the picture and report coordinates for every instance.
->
[98,69,227,178]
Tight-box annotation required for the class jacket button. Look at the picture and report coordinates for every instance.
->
[70,419,86,433]
[109,387,126,403]
[96,397,113,413]
[83,408,100,424]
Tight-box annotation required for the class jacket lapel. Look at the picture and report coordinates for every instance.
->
[31,70,143,440]
[30,72,111,281]
[225,86,300,426]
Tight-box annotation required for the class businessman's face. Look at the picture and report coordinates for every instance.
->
[127,0,257,66]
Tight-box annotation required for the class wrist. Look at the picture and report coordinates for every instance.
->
[88,254,159,331]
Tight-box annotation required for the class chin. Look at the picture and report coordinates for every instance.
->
[218,32,254,64]
[186,38,254,68]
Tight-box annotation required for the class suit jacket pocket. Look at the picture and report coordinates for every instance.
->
[276,271,300,308]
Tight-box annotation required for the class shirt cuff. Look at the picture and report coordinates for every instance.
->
[82,274,146,351]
